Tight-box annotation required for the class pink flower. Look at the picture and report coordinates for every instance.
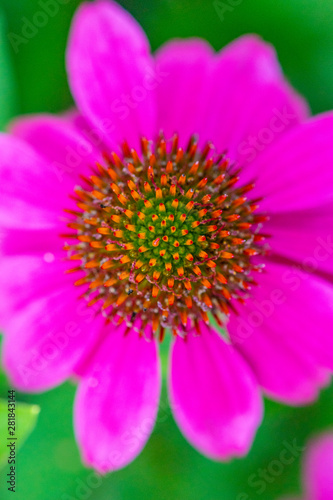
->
[280,433,333,500]
[1,0,333,473]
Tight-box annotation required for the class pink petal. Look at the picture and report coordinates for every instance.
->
[248,112,333,213]
[10,114,102,187]
[0,133,67,229]
[266,203,333,280]
[62,111,111,155]
[228,261,333,404]
[0,253,75,326]
[169,323,262,460]
[155,39,214,148]
[0,227,62,257]
[1,115,103,264]
[74,325,161,473]
[67,0,156,152]
[202,35,308,162]
[156,36,307,167]
[2,282,103,392]
[303,433,333,500]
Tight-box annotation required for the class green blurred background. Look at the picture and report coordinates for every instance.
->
[0,0,333,498]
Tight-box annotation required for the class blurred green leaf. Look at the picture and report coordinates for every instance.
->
[0,0,81,114]
[0,7,18,128]
[0,398,40,469]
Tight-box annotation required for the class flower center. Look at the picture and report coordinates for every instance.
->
[64,134,268,339]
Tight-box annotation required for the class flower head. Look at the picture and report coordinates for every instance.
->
[1,0,333,473]
[65,133,266,336]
